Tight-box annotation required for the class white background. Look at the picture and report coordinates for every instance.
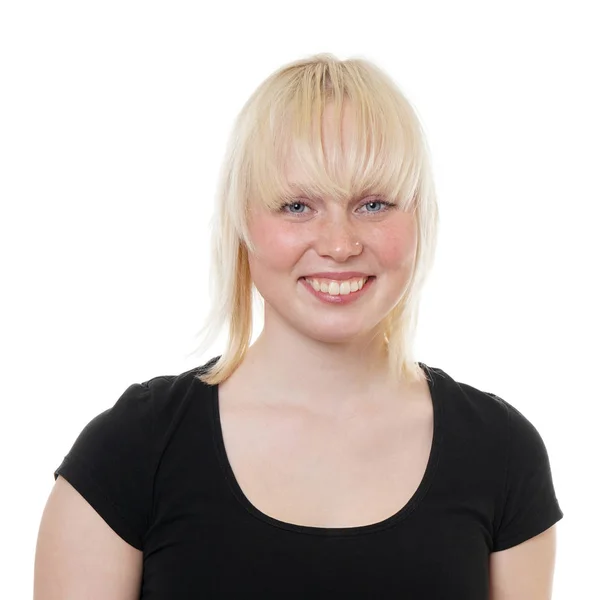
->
[1,1,598,597]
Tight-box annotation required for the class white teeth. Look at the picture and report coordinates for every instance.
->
[304,276,369,296]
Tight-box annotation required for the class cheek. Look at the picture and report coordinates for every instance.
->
[248,219,305,271]
[370,220,418,269]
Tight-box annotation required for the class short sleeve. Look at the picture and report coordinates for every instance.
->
[492,399,564,552]
[54,382,155,551]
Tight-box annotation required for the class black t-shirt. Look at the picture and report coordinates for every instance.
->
[53,357,564,599]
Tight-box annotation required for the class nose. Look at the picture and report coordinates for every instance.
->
[314,217,363,261]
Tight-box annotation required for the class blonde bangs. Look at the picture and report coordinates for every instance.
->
[243,57,425,232]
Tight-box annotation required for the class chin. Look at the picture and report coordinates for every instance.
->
[299,321,379,345]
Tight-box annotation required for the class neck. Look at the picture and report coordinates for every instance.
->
[229,328,406,417]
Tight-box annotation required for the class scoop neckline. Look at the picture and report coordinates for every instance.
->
[209,361,444,537]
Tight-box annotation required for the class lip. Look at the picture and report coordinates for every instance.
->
[301,271,372,281]
[300,275,376,304]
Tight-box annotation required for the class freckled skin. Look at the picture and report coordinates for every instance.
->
[246,103,418,348]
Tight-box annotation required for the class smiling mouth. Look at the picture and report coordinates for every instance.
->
[300,275,376,297]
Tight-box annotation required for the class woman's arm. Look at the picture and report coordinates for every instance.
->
[34,476,143,600]
[489,524,558,600]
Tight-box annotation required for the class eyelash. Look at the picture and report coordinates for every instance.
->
[279,199,397,217]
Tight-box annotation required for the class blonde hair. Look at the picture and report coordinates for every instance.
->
[188,53,439,386]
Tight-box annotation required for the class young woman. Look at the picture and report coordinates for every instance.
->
[35,54,563,599]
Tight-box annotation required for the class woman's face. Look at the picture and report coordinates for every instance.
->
[246,102,418,346]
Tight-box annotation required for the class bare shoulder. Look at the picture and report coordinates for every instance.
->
[490,524,558,600]
[34,475,143,600]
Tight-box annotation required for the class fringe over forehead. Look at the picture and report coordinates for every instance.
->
[221,54,429,252]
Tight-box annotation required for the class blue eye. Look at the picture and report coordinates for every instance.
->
[362,200,394,212]
[281,202,309,214]
[363,200,385,212]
